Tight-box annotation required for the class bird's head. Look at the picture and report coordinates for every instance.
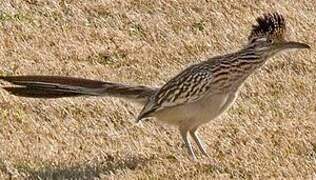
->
[247,12,310,56]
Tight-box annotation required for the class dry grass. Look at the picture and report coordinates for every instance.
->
[0,0,315,179]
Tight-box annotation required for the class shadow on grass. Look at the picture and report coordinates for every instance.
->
[16,155,154,179]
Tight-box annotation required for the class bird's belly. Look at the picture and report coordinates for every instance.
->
[154,92,238,128]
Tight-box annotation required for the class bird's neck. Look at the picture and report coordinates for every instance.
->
[205,47,270,92]
[207,46,269,71]
[236,46,269,68]
[230,48,271,89]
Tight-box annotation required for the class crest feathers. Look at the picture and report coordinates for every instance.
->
[249,12,286,42]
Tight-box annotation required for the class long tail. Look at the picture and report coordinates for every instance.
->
[0,75,157,104]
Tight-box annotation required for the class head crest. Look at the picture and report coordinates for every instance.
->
[248,13,286,43]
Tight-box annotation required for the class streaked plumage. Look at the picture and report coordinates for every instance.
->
[0,12,310,160]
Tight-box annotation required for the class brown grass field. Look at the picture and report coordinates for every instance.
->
[0,0,315,179]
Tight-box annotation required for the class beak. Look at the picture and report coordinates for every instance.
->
[278,41,311,50]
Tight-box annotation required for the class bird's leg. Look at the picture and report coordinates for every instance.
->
[179,126,196,160]
[190,128,208,157]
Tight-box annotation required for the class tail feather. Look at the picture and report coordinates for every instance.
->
[3,87,82,98]
[0,75,156,104]
[0,76,107,88]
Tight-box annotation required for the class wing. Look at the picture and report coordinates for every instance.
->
[137,63,214,121]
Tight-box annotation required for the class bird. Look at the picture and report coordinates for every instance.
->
[0,12,310,160]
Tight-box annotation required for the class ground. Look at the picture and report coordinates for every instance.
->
[0,0,315,179]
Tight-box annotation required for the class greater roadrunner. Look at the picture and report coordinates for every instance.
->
[0,13,310,160]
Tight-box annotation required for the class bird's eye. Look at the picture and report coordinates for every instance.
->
[267,39,273,43]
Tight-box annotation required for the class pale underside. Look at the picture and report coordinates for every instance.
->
[152,90,239,129]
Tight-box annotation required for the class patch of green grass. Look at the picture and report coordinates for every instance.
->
[192,20,206,32]
[0,11,30,23]
[129,23,146,39]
